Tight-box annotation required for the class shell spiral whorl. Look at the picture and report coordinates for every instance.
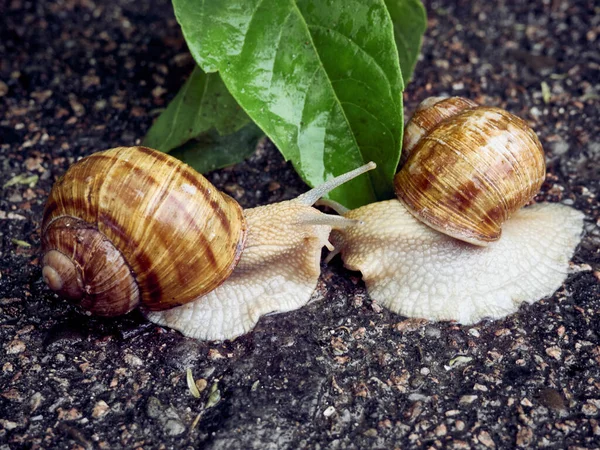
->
[41,146,247,316]
[395,97,546,246]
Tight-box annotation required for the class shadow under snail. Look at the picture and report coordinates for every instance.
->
[327,97,584,324]
[41,146,375,340]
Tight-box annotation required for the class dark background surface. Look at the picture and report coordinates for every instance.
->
[1,0,599,448]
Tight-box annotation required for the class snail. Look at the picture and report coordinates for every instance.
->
[326,97,584,324]
[41,146,375,340]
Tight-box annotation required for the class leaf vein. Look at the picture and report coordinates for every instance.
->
[307,23,397,111]
[159,70,197,149]
[239,0,266,58]
[394,28,411,55]
[330,76,392,117]
[196,71,211,127]
[339,101,395,151]
[297,65,323,173]
[268,9,295,93]
[288,1,369,196]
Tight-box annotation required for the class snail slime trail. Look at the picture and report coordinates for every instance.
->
[329,97,584,324]
[41,146,376,340]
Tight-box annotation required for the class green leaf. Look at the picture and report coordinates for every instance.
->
[143,66,251,153]
[385,0,427,83]
[173,0,407,209]
[11,238,31,248]
[186,368,201,398]
[3,174,39,188]
[170,123,263,174]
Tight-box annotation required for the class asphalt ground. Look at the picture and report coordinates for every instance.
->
[0,0,598,448]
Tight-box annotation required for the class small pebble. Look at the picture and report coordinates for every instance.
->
[323,406,336,418]
[520,398,533,407]
[582,402,598,416]
[549,140,569,156]
[152,86,167,98]
[545,346,562,360]
[0,419,18,430]
[516,426,533,447]
[363,428,378,437]
[6,340,26,354]
[434,423,447,436]
[30,392,43,412]
[164,418,185,436]
[124,353,143,368]
[459,395,478,404]
[478,430,496,448]
[146,397,162,419]
[92,400,110,419]
[195,378,208,393]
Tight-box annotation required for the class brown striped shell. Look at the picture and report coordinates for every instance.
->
[41,146,247,316]
[395,97,546,246]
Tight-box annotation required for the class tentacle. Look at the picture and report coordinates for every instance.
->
[293,162,376,206]
[315,198,350,215]
[324,246,342,264]
[296,212,361,229]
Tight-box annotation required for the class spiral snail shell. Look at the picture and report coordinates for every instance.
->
[41,146,375,340]
[42,146,246,316]
[396,96,546,245]
[328,97,584,324]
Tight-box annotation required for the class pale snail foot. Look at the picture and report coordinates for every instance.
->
[330,200,584,324]
[145,201,334,340]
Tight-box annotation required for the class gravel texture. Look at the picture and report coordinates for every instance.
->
[1,0,599,449]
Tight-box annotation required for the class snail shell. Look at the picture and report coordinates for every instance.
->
[395,96,546,245]
[41,146,246,316]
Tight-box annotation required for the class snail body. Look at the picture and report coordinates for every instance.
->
[41,146,375,340]
[329,97,584,324]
